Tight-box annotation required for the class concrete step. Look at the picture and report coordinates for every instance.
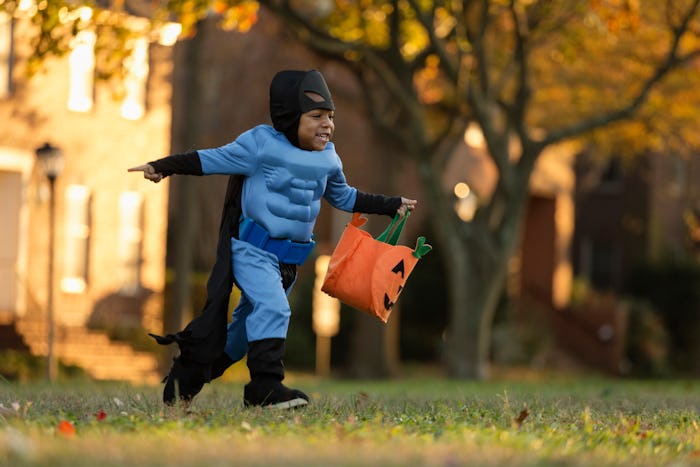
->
[15,319,161,384]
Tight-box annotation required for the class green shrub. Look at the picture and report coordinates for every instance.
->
[622,298,671,377]
[625,259,700,374]
[0,350,87,382]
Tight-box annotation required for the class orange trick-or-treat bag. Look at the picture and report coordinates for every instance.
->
[321,211,432,323]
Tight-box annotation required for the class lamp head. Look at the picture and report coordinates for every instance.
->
[35,143,64,180]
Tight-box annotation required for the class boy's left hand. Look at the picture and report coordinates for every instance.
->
[397,197,417,217]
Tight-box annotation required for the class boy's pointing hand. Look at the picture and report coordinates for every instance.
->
[128,164,163,183]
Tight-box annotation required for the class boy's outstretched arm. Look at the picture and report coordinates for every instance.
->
[351,192,417,217]
[128,150,203,183]
[128,164,163,183]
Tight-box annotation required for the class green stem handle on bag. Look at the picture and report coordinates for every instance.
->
[413,236,432,259]
[376,211,410,245]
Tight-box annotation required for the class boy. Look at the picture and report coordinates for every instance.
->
[129,70,416,409]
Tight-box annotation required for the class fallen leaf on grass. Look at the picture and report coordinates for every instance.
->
[57,420,76,437]
[354,391,370,410]
[514,407,530,428]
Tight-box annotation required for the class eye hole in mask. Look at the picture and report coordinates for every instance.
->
[304,91,326,103]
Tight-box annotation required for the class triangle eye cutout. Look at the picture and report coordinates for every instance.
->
[304,91,325,102]
[392,260,405,278]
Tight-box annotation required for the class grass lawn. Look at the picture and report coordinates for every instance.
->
[1,371,699,466]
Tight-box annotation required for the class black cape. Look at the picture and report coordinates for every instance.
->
[149,174,244,365]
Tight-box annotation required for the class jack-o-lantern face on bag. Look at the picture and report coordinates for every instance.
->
[371,253,417,322]
[383,260,406,311]
[322,213,431,323]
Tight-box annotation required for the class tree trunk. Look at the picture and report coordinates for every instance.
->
[444,246,508,379]
[349,311,400,378]
[442,175,531,378]
[417,154,526,379]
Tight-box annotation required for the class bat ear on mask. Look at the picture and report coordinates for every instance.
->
[298,71,334,112]
[269,70,334,147]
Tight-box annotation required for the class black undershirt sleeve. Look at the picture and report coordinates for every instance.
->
[353,190,402,216]
[149,150,203,177]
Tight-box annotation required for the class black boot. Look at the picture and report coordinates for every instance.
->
[244,338,309,409]
[162,356,211,406]
[162,352,233,406]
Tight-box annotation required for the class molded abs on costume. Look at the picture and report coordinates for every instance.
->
[198,125,357,243]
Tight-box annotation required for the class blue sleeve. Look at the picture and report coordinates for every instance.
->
[197,128,260,176]
[323,156,358,212]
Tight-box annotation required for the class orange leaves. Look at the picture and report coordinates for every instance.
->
[589,0,641,34]
[414,55,447,105]
[167,0,259,37]
[55,409,107,437]
[57,420,76,437]
[211,1,229,14]
[513,407,530,428]
[220,1,259,33]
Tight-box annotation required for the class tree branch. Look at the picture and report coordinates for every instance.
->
[470,0,492,97]
[544,0,700,146]
[260,1,427,147]
[506,0,532,141]
[464,1,516,189]
[260,1,356,56]
[352,66,412,147]
[406,0,460,84]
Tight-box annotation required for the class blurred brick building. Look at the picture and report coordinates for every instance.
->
[573,152,700,290]
[0,6,174,382]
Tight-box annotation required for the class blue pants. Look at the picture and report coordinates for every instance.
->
[224,237,295,362]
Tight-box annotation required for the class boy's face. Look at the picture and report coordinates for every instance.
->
[297,108,335,151]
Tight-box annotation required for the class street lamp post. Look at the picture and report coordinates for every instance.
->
[35,142,64,382]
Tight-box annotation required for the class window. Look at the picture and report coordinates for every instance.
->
[579,237,620,291]
[120,38,149,120]
[68,29,95,112]
[61,185,91,293]
[597,157,624,193]
[118,191,143,294]
[0,12,12,98]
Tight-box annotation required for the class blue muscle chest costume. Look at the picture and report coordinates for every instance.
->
[199,124,357,242]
